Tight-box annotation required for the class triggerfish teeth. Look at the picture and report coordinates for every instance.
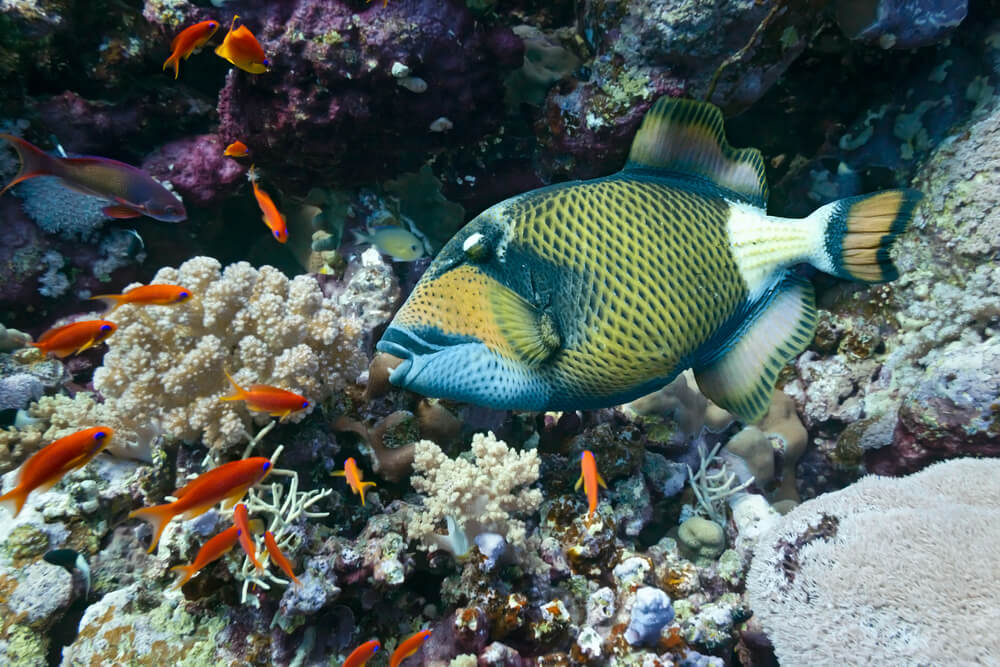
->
[264,530,301,586]
[129,457,273,553]
[390,629,432,667]
[30,320,117,358]
[0,134,186,222]
[331,457,376,506]
[89,284,193,314]
[575,450,607,519]
[170,525,240,589]
[342,639,380,667]
[163,19,220,79]
[219,371,309,420]
[0,427,113,517]
[376,96,922,423]
[214,15,270,74]
[233,503,263,572]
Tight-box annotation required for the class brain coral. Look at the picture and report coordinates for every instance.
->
[89,254,396,455]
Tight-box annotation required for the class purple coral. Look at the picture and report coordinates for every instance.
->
[142,135,245,208]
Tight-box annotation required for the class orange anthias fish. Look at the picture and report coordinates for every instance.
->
[223,140,249,158]
[171,524,240,589]
[31,320,117,358]
[575,450,607,519]
[0,134,186,222]
[390,630,432,667]
[248,167,288,243]
[220,371,309,420]
[214,15,269,74]
[264,530,301,586]
[129,457,273,553]
[331,458,376,506]
[0,427,113,517]
[89,284,192,315]
[234,503,263,571]
[343,639,381,667]
[163,19,220,79]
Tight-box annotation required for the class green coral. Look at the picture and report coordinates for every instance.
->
[4,523,49,562]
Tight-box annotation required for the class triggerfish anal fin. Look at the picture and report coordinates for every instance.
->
[624,97,768,208]
[694,273,817,423]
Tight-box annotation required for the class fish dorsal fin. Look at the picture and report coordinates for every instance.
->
[625,97,768,208]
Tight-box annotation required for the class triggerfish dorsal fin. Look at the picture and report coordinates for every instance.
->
[624,97,768,208]
[694,273,817,423]
[488,282,561,367]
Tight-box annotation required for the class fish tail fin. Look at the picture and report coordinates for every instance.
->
[129,503,176,553]
[170,564,196,589]
[0,133,57,197]
[0,486,28,517]
[359,481,376,506]
[163,53,180,79]
[813,189,922,283]
[89,294,123,315]
[220,370,247,402]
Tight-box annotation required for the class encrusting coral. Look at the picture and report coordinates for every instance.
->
[409,432,543,558]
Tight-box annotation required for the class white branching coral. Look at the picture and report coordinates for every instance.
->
[80,255,395,454]
[409,432,543,555]
[687,439,754,525]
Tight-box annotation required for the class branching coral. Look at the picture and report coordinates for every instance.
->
[686,440,754,525]
[409,432,543,557]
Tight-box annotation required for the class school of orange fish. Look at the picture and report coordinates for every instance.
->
[0,13,609,666]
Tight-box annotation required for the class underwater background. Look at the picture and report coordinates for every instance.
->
[0,0,998,665]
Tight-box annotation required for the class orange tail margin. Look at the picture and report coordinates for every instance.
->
[358,481,376,507]
[163,54,180,79]
[0,134,58,197]
[129,503,178,553]
[89,294,124,315]
[170,564,196,589]
[0,487,29,518]
[219,370,248,402]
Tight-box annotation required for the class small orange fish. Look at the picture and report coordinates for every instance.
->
[214,15,269,74]
[220,371,309,420]
[223,140,249,158]
[0,427,113,517]
[170,524,240,589]
[248,166,287,243]
[575,450,607,519]
[129,457,273,553]
[234,503,263,571]
[89,284,192,314]
[163,20,220,79]
[264,530,301,586]
[31,320,117,358]
[390,629,432,667]
[343,639,381,667]
[331,457,376,506]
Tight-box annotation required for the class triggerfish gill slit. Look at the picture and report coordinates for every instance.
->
[376,96,921,424]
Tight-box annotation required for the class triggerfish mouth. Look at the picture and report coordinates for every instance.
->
[377,96,921,422]
[0,134,186,222]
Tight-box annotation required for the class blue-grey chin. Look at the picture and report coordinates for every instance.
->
[376,326,551,411]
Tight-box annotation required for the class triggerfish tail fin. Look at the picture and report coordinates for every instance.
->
[129,503,177,553]
[220,370,248,402]
[0,487,29,518]
[624,97,768,208]
[695,273,817,423]
[0,133,59,197]
[89,294,124,315]
[815,189,922,283]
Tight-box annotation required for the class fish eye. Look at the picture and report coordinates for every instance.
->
[210,22,218,27]
[94,431,107,440]
[462,232,490,261]
[262,461,271,471]
[301,401,309,408]
[177,292,190,300]
[262,58,271,66]
[100,324,112,332]
[273,230,281,238]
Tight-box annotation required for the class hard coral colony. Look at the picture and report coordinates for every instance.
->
[0,1,991,666]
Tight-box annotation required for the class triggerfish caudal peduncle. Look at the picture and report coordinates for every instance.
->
[331,457,376,506]
[89,284,192,314]
[129,457,273,553]
[0,427,113,517]
[376,96,922,423]
[163,20,219,79]
[31,320,116,358]
[575,450,607,519]
[215,15,269,74]
[220,370,309,420]
[170,525,240,589]
[0,134,186,222]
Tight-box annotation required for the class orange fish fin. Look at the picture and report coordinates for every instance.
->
[89,294,123,314]
[596,473,608,489]
[358,481,376,506]
[0,134,56,197]
[170,563,197,589]
[129,503,178,553]
[330,470,346,478]
[0,486,29,518]
[574,475,583,491]
[102,204,144,219]
[220,370,248,402]
[73,338,96,355]
[163,54,180,79]
[220,486,250,511]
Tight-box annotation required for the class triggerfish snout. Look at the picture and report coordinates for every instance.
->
[0,134,186,222]
[376,96,922,423]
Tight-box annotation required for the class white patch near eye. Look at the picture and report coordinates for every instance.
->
[463,233,484,252]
